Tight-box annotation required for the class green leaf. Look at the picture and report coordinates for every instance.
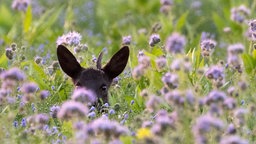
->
[212,13,225,33]
[175,11,188,31]
[27,6,64,42]
[120,136,133,144]
[23,5,32,33]
[0,53,8,68]
[151,47,164,56]
[241,54,256,73]
[0,5,14,30]
[252,49,256,59]
[61,121,73,138]
[21,61,48,89]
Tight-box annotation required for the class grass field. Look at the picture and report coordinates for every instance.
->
[0,0,256,143]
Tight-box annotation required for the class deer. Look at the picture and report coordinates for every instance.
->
[57,45,129,109]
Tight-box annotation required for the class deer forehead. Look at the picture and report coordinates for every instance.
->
[77,68,111,84]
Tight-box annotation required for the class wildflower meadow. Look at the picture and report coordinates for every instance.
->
[1,0,256,143]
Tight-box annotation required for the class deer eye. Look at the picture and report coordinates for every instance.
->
[100,84,107,91]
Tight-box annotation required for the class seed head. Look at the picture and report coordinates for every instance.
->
[5,48,14,60]
[200,39,217,57]
[149,34,161,47]
[34,56,42,64]
[249,19,256,33]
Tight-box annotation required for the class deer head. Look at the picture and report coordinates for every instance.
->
[57,45,129,108]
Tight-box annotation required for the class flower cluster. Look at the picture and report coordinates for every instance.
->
[165,32,186,54]
[57,100,88,120]
[200,39,217,57]
[230,5,250,23]
[56,31,82,46]
[12,0,31,11]
[149,34,161,47]
[227,43,244,72]
[160,0,173,15]
[205,65,225,88]
[132,51,151,80]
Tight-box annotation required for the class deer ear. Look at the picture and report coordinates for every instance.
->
[57,45,83,78]
[102,46,129,79]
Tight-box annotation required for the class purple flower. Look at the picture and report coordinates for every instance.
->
[165,90,184,106]
[228,43,244,55]
[162,72,179,89]
[56,31,82,46]
[109,109,115,115]
[249,19,256,33]
[130,100,135,105]
[185,90,195,106]
[0,67,26,81]
[5,48,14,60]
[155,56,167,71]
[132,65,145,80]
[89,106,96,112]
[122,35,132,45]
[204,90,227,105]
[21,118,27,127]
[57,101,88,120]
[193,114,224,144]
[170,59,182,71]
[21,82,38,94]
[223,97,236,110]
[13,121,18,128]
[138,55,151,69]
[50,105,60,118]
[160,0,173,6]
[165,32,186,54]
[200,39,217,57]
[231,5,250,23]
[87,111,96,118]
[220,136,248,144]
[146,95,162,112]
[71,88,96,104]
[149,34,161,47]
[31,103,36,112]
[40,90,50,100]
[226,123,236,134]
[90,116,129,138]
[12,0,31,11]
[234,108,247,127]
[35,113,49,125]
[205,65,225,88]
